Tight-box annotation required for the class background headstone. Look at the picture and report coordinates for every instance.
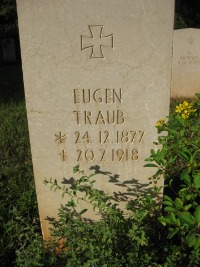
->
[171,28,200,98]
[17,0,175,239]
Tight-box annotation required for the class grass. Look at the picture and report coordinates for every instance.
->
[0,100,42,266]
[0,65,43,266]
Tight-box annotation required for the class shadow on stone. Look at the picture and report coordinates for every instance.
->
[89,164,152,203]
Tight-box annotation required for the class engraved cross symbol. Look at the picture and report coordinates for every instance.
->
[81,25,113,59]
[59,150,67,161]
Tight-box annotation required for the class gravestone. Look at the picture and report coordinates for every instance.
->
[17,0,175,239]
[171,29,200,98]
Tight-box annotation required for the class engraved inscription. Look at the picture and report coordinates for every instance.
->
[59,150,67,161]
[77,149,95,161]
[178,54,200,65]
[74,89,122,104]
[76,148,139,162]
[116,130,145,143]
[75,131,92,144]
[54,129,144,163]
[74,130,145,144]
[55,132,67,143]
[99,130,145,144]
[55,87,145,163]
[81,25,113,59]
[73,110,125,125]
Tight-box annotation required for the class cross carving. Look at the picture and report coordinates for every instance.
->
[81,25,113,59]
[59,150,67,161]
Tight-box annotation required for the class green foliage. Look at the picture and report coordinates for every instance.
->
[0,101,43,266]
[145,93,200,265]
[175,1,200,29]
[0,0,18,37]
[43,94,200,266]
[44,166,163,267]
[1,94,200,266]
[174,13,188,29]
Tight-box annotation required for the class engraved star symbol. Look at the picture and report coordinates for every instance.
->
[55,132,67,143]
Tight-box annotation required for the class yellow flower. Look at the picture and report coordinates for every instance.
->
[155,118,165,127]
[181,113,189,119]
[189,107,195,113]
[175,104,183,113]
[182,101,189,108]
[175,100,196,119]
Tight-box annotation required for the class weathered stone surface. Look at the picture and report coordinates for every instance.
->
[17,0,174,239]
[171,28,200,98]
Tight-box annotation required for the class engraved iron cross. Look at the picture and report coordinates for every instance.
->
[81,25,113,59]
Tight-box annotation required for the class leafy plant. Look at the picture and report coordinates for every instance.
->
[145,93,200,265]
[44,165,164,267]
[43,94,200,266]
[0,101,43,266]
[1,93,200,266]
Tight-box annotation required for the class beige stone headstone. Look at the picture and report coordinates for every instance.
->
[171,28,200,98]
[17,0,175,239]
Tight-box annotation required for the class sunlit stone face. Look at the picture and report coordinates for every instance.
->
[17,0,175,239]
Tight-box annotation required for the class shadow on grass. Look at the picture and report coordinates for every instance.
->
[0,64,25,103]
